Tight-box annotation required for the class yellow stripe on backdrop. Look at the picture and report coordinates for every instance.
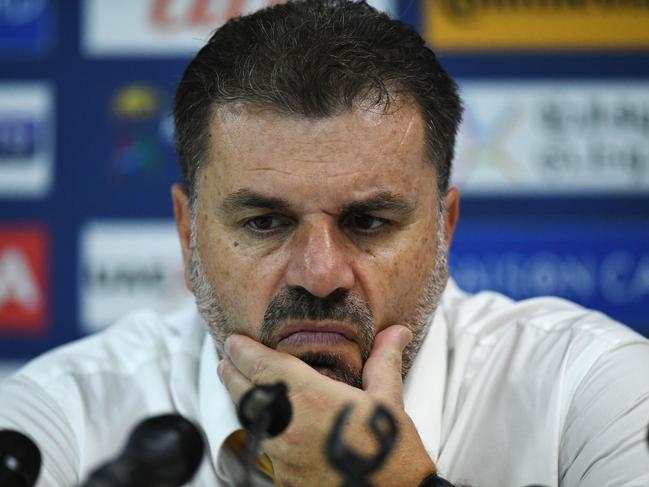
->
[424,0,649,51]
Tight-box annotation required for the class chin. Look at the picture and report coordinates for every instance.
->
[297,351,363,389]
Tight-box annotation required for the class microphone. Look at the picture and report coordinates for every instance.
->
[0,430,41,487]
[237,382,292,439]
[80,414,204,487]
[236,382,292,487]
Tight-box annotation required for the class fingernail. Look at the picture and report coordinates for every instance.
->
[217,361,223,382]
[399,328,413,351]
[224,337,232,356]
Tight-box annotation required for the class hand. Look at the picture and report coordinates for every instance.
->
[218,325,437,487]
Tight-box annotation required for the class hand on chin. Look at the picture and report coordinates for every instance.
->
[217,325,438,487]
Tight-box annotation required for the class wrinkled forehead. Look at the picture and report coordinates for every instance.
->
[206,99,429,178]
[192,100,439,220]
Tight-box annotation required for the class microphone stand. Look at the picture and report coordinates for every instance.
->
[239,412,271,487]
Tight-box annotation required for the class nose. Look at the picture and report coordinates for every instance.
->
[285,222,355,298]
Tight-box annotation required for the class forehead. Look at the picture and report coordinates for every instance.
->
[201,101,434,206]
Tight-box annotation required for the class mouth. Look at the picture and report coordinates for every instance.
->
[275,321,359,349]
[272,321,366,387]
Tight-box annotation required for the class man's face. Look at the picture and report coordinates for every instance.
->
[179,100,457,387]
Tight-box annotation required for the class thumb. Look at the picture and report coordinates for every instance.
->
[362,325,412,407]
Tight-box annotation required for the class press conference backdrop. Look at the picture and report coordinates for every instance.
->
[1,0,649,377]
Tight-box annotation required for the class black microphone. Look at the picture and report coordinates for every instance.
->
[237,382,292,439]
[80,414,204,487]
[236,382,292,487]
[0,430,41,487]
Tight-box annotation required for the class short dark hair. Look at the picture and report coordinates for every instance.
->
[174,0,462,200]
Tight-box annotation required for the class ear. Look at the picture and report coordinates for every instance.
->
[443,187,460,251]
[171,184,193,292]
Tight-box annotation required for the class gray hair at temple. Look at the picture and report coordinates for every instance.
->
[173,0,463,201]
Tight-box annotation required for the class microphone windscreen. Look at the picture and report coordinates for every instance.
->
[0,430,41,487]
[238,382,292,438]
[82,414,204,487]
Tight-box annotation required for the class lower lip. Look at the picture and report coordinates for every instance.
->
[278,331,351,347]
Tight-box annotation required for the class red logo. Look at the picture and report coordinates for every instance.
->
[0,226,49,333]
[150,0,285,28]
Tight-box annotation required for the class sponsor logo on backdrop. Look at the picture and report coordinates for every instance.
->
[0,226,49,333]
[452,82,649,193]
[79,221,192,333]
[425,0,649,50]
[83,0,394,56]
[0,0,51,54]
[450,223,649,332]
[0,83,54,198]
[110,83,174,178]
[452,250,649,306]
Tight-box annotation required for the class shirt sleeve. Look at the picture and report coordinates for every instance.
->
[0,374,81,487]
[560,341,649,487]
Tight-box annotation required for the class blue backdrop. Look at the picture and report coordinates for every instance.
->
[1,0,648,364]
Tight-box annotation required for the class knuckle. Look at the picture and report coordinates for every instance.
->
[219,359,233,384]
[250,356,271,383]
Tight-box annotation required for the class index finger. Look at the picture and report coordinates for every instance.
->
[362,325,412,407]
[225,334,309,384]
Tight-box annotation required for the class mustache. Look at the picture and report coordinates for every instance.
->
[259,288,374,347]
[263,287,373,325]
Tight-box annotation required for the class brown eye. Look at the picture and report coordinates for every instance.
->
[345,214,388,232]
[247,216,277,230]
[244,215,291,235]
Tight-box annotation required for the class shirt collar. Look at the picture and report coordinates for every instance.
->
[198,333,241,466]
[403,280,452,462]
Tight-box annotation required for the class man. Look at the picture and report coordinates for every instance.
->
[2,1,649,486]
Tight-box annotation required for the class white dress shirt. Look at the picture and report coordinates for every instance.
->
[1,279,648,487]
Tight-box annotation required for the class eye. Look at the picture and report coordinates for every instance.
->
[344,214,389,233]
[244,215,290,233]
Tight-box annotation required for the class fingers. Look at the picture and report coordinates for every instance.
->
[218,357,252,404]
[362,325,412,407]
[224,334,311,385]
[219,335,304,413]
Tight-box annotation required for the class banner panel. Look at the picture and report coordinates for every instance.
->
[0,83,54,198]
[451,220,649,335]
[0,0,52,55]
[426,1,649,51]
[0,225,50,334]
[452,81,649,194]
[83,0,395,56]
[78,220,192,333]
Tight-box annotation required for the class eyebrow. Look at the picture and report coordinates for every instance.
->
[340,192,415,216]
[220,189,291,213]
[220,188,415,216]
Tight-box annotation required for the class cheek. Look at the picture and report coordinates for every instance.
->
[197,230,278,335]
[366,231,437,324]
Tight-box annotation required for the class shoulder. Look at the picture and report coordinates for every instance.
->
[0,303,206,485]
[440,279,649,411]
[441,278,646,356]
[432,282,649,485]
[10,303,202,390]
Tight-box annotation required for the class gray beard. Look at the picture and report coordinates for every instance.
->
[188,202,448,387]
